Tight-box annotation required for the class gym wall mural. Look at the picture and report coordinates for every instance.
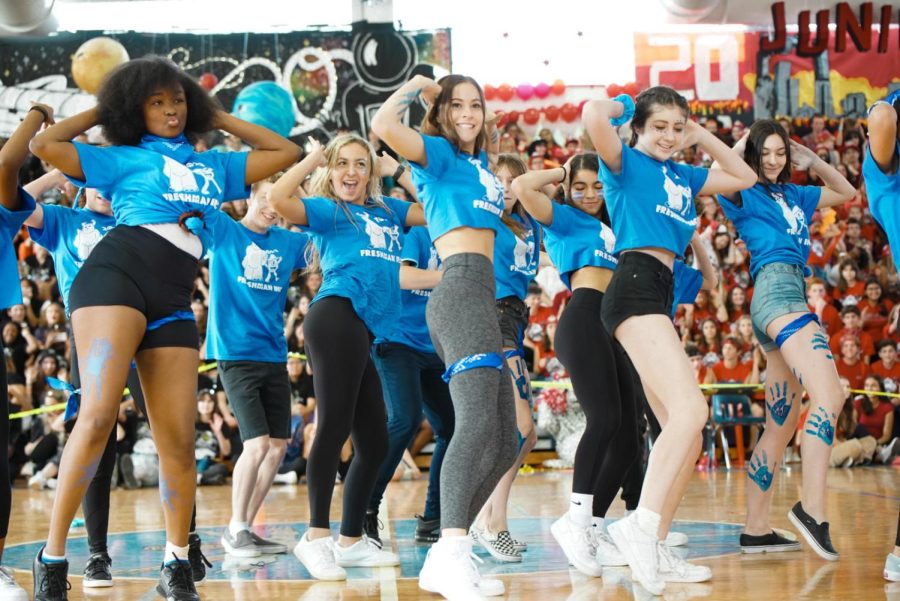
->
[0,23,451,141]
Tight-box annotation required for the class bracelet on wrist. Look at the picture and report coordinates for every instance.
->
[28,105,50,123]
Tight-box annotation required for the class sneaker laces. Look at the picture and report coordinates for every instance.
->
[85,553,110,579]
[596,530,618,553]
[658,543,689,575]
[165,553,195,592]
[188,540,212,570]
[39,562,71,596]
[308,538,338,567]
[448,542,485,585]
[582,525,599,555]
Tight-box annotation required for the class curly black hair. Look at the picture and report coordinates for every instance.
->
[95,56,219,146]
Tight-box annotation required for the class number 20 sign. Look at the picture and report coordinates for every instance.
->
[634,31,752,102]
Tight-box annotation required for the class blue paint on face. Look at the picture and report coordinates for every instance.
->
[766,381,796,427]
[804,406,836,445]
[747,450,774,492]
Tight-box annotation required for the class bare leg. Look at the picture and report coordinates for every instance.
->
[248,439,288,525]
[231,436,270,525]
[46,306,145,557]
[137,346,201,549]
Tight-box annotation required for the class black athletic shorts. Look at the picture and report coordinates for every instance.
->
[601,251,674,337]
[218,360,291,441]
[496,296,529,351]
[68,225,199,350]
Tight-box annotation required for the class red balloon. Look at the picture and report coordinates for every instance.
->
[496,113,509,128]
[484,84,496,101]
[623,82,641,97]
[544,105,560,122]
[534,82,551,99]
[516,83,535,101]
[561,103,579,123]
[607,83,622,97]
[551,79,566,96]
[497,84,514,102]
[523,108,540,125]
[198,72,218,91]
[507,110,520,124]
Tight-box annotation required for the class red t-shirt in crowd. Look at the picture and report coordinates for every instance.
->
[711,360,752,383]
[871,360,900,390]
[836,358,870,390]
[860,299,893,341]
[833,281,866,307]
[830,327,875,359]
[810,302,842,337]
[853,398,894,439]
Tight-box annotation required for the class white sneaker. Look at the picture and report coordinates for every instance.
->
[28,472,47,490]
[0,567,27,601]
[419,535,504,599]
[607,514,665,595]
[593,528,627,567]
[657,544,712,583]
[333,535,399,567]
[664,531,689,547]
[273,471,298,485]
[293,533,346,581]
[551,515,602,577]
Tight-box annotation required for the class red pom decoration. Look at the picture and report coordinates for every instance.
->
[623,82,640,97]
[560,103,579,123]
[544,105,560,122]
[507,110,521,124]
[497,84,514,102]
[523,108,540,125]
[484,84,496,101]
[607,83,622,97]
[198,72,218,91]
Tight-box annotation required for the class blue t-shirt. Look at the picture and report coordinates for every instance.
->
[541,202,618,290]
[205,215,308,362]
[717,183,820,280]
[672,260,703,319]
[379,226,440,354]
[0,188,36,310]
[863,141,900,241]
[599,143,708,256]
[68,138,249,240]
[27,204,116,312]
[410,134,505,242]
[303,196,411,338]
[494,213,541,300]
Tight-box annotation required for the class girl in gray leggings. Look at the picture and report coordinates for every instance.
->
[373,73,518,600]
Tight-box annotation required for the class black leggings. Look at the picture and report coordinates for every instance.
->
[555,288,640,518]
[72,346,197,554]
[0,336,10,540]
[304,297,388,538]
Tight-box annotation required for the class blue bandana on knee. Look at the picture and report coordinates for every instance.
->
[442,353,504,383]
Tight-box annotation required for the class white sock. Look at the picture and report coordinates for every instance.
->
[634,507,661,538]
[624,509,635,517]
[229,519,249,537]
[41,551,65,563]
[568,493,593,527]
[163,542,190,564]
[591,516,605,531]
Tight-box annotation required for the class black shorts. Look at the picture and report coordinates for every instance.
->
[496,296,528,351]
[68,225,199,350]
[601,251,674,337]
[218,360,291,441]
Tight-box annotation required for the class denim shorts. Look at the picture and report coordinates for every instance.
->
[750,263,811,352]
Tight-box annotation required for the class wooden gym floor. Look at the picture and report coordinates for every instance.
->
[4,465,898,600]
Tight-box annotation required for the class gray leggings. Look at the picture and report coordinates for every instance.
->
[426,252,519,530]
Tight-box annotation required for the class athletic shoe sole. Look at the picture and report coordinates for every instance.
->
[741,541,801,554]
[220,535,262,558]
[83,578,113,588]
[787,509,839,561]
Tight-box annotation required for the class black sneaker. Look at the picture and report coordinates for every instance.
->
[415,514,440,543]
[83,551,113,588]
[787,502,839,561]
[33,547,70,601]
[363,510,382,548]
[188,533,212,584]
[156,556,199,601]
[740,530,801,554]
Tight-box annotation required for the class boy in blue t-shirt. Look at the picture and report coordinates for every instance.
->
[205,178,308,558]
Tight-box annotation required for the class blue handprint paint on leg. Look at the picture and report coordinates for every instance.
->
[512,361,530,400]
[811,332,833,360]
[766,381,796,427]
[791,368,804,387]
[747,450,774,492]
[160,477,181,511]
[804,407,836,445]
